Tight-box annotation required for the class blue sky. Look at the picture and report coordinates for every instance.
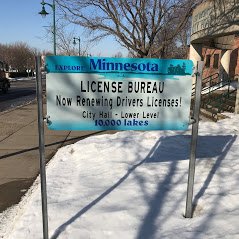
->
[1,0,127,56]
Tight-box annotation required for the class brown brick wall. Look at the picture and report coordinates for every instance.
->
[202,36,239,79]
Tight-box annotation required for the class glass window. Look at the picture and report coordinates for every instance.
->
[205,55,211,68]
[213,54,219,69]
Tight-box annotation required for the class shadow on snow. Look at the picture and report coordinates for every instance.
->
[51,134,236,239]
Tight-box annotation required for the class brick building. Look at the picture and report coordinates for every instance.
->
[190,0,239,82]
[202,35,239,80]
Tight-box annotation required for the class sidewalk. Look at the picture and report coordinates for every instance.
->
[0,101,112,213]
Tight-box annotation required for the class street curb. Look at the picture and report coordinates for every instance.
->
[0,99,37,116]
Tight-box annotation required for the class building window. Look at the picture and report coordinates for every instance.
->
[213,54,219,69]
[205,55,211,68]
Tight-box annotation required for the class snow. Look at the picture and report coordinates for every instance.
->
[201,80,238,95]
[8,77,35,82]
[1,114,239,239]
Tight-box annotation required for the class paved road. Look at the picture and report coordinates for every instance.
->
[0,91,115,214]
[0,79,38,112]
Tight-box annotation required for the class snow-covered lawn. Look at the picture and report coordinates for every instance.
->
[1,114,239,239]
[8,76,35,82]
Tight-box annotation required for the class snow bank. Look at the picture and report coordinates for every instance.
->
[1,114,239,239]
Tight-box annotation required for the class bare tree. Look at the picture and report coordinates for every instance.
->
[174,21,191,58]
[113,51,123,58]
[56,22,77,55]
[56,0,202,58]
[152,18,191,59]
[43,20,92,56]
[0,44,10,67]
[0,42,37,72]
[42,21,75,55]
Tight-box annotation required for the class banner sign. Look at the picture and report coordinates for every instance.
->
[46,56,193,130]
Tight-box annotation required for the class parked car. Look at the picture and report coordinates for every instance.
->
[0,77,10,93]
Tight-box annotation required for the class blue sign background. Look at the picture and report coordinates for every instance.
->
[46,56,193,131]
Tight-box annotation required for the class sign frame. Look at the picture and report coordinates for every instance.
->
[45,56,194,131]
[35,58,202,239]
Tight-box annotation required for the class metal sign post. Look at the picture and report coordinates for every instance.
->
[35,56,49,239]
[185,61,204,218]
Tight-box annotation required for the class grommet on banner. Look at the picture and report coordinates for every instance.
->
[44,115,52,125]
[189,117,196,125]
